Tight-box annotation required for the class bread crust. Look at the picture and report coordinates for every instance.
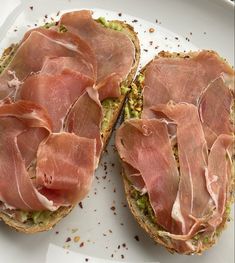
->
[0,20,140,233]
[122,50,235,254]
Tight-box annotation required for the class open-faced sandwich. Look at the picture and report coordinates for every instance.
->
[116,50,234,254]
[0,10,140,233]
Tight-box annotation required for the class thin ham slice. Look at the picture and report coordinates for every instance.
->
[142,51,235,118]
[60,10,135,100]
[0,28,96,100]
[0,101,96,210]
[65,87,103,161]
[115,118,180,233]
[152,102,212,235]
[36,133,96,205]
[206,134,234,228]
[198,77,234,148]
[19,69,93,132]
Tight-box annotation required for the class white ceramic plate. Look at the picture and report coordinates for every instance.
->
[0,1,234,263]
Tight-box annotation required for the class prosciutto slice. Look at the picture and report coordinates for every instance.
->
[142,51,235,118]
[65,87,103,161]
[19,70,93,132]
[0,101,96,210]
[198,77,234,148]
[206,134,234,228]
[0,28,96,100]
[115,118,180,233]
[60,10,135,99]
[152,102,212,235]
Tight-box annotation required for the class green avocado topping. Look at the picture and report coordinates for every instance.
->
[98,17,123,31]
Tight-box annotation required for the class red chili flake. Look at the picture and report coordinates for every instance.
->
[110,206,116,211]
[29,6,33,10]
[80,242,84,247]
[132,19,138,23]
[79,202,83,209]
[118,13,122,17]
[66,237,71,242]
[134,235,140,241]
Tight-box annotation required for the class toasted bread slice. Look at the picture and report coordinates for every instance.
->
[122,50,234,255]
[0,19,140,233]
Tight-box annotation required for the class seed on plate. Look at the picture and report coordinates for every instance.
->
[149,28,155,33]
[74,236,80,243]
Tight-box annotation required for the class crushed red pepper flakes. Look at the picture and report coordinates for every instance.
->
[110,206,116,211]
[80,242,84,247]
[66,237,71,242]
[134,235,140,241]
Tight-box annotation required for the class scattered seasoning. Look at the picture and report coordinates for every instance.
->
[120,223,124,226]
[122,243,126,248]
[44,14,48,19]
[109,229,112,233]
[149,41,153,45]
[66,237,71,242]
[118,245,120,249]
[110,206,116,211]
[79,202,83,209]
[74,236,80,243]
[80,242,84,247]
[175,37,179,40]
[149,28,155,33]
[118,13,122,17]
[155,19,158,23]
[50,17,55,21]
[34,24,37,26]
[14,29,18,32]
[155,46,159,49]
[143,49,148,52]
[29,6,33,10]
[177,44,180,47]
[132,19,138,23]
[121,255,125,259]
[111,163,115,167]
[134,235,140,241]
[113,188,116,193]
[55,231,59,234]
[165,37,168,40]
[190,32,192,35]
[111,254,114,258]
[185,37,190,42]
[102,175,107,179]
[56,11,60,16]
[203,31,207,35]
[98,222,101,225]
[85,258,89,262]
